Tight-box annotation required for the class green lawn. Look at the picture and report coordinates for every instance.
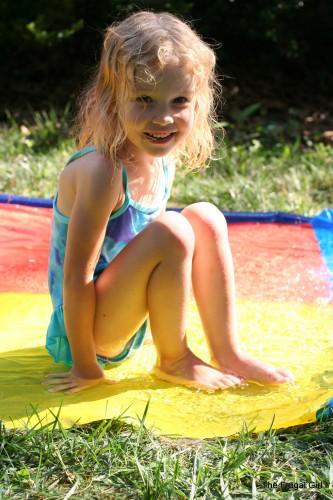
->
[1,414,332,498]
[1,109,332,498]
[1,107,332,215]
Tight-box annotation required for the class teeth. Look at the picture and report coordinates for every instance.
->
[146,132,172,139]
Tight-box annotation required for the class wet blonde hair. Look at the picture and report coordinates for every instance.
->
[76,11,221,171]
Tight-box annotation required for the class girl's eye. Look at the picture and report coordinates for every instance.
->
[137,95,153,103]
[174,97,187,104]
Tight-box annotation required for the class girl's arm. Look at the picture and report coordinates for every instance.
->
[45,154,123,393]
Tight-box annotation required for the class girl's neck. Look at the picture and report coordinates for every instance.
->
[124,155,166,209]
[118,145,163,171]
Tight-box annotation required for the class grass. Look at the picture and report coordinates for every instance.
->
[172,141,333,216]
[1,107,332,215]
[1,107,332,498]
[0,107,73,199]
[1,410,332,499]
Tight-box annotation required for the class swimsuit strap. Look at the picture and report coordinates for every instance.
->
[65,146,97,166]
[118,157,169,213]
[64,147,169,214]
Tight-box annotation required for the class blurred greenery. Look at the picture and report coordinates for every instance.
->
[1,107,332,215]
[1,0,332,117]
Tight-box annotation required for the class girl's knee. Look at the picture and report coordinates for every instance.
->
[182,202,227,237]
[154,211,195,255]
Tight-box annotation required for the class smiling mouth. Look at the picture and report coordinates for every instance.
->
[144,132,175,143]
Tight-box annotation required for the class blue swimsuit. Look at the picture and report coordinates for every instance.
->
[46,146,170,366]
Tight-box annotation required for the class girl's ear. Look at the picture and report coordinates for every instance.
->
[193,95,200,115]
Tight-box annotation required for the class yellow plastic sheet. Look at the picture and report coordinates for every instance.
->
[1,292,332,438]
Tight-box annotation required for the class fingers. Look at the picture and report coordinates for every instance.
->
[44,372,74,379]
[42,375,82,393]
[42,374,74,388]
[65,385,90,395]
[47,383,81,393]
[43,378,91,394]
[42,372,116,394]
[42,377,73,387]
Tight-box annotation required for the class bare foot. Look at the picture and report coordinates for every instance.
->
[212,353,295,385]
[152,350,243,390]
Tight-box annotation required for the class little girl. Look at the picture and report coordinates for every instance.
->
[44,11,294,394]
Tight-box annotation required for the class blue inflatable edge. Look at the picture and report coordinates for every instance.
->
[311,208,333,285]
[316,397,333,421]
[0,193,311,224]
[0,193,54,209]
[311,209,333,421]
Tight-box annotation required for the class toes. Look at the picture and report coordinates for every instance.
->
[152,366,233,391]
[239,358,295,385]
[151,367,215,390]
[257,366,295,385]
[216,375,241,389]
[274,368,295,382]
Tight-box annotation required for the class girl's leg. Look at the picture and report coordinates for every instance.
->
[94,211,241,390]
[182,203,294,385]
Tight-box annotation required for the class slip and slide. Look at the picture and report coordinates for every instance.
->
[0,196,332,438]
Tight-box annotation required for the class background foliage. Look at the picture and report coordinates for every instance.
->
[1,0,332,118]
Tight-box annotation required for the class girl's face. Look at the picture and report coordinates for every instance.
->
[122,64,196,161]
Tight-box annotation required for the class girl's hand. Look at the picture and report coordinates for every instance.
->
[42,370,116,394]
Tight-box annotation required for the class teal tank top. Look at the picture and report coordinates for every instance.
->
[46,146,170,365]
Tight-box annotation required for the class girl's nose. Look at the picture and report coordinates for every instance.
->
[152,107,174,125]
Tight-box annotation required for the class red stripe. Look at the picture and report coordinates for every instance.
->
[0,205,51,293]
[229,222,330,303]
[0,205,330,304]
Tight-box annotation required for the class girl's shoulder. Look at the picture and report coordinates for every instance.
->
[57,148,123,218]
[63,148,122,188]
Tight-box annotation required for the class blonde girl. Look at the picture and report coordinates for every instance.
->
[44,11,294,393]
